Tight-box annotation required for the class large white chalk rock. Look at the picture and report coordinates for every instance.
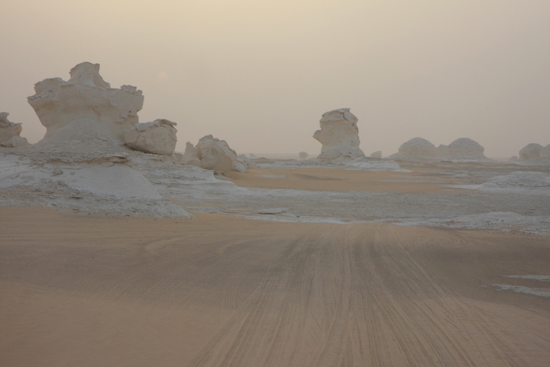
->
[0,112,28,147]
[28,62,144,144]
[519,143,543,161]
[313,108,365,160]
[181,141,201,167]
[195,135,246,174]
[124,119,177,155]
[396,137,437,159]
[447,138,486,159]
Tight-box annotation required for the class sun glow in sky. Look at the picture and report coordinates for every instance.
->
[1,0,549,157]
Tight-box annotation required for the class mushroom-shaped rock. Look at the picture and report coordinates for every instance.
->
[313,108,364,160]
[124,119,177,155]
[196,135,246,174]
[180,141,201,166]
[370,150,382,158]
[27,62,144,144]
[0,112,28,146]
[447,138,486,159]
[396,137,437,159]
[519,143,543,161]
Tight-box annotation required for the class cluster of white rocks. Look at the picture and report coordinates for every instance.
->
[0,112,29,148]
[390,137,487,161]
[26,62,178,156]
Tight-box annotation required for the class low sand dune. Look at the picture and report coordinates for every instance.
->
[1,207,549,367]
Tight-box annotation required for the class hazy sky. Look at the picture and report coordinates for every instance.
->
[2,0,549,157]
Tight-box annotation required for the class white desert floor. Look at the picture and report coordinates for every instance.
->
[1,152,550,366]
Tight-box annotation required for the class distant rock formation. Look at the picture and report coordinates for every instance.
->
[313,108,364,160]
[391,137,487,161]
[519,143,544,161]
[195,135,246,174]
[124,119,177,155]
[370,150,382,158]
[0,112,29,148]
[447,138,486,159]
[27,62,177,155]
[394,137,438,159]
[299,151,308,159]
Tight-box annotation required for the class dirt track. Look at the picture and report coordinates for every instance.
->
[1,207,550,366]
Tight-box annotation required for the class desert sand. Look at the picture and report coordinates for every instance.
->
[1,204,550,367]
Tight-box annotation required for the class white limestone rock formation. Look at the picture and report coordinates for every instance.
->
[519,143,544,161]
[541,144,550,159]
[393,137,437,159]
[392,137,487,161]
[27,62,144,145]
[0,112,29,147]
[370,150,382,158]
[447,138,486,159]
[124,119,177,155]
[299,151,309,159]
[196,135,246,174]
[313,108,364,160]
[180,142,201,167]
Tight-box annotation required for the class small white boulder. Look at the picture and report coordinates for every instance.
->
[195,135,246,174]
[124,119,177,155]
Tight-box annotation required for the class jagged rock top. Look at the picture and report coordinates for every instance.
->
[320,108,358,124]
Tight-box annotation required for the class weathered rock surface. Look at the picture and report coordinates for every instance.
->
[0,112,28,147]
[313,108,364,160]
[519,143,544,161]
[181,142,201,167]
[196,135,246,174]
[447,138,486,159]
[28,62,144,144]
[124,119,177,155]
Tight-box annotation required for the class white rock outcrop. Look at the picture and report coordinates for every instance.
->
[447,138,486,159]
[392,137,487,161]
[28,62,144,144]
[180,142,201,167]
[124,119,177,155]
[395,137,437,159]
[519,143,544,161]
[0,112,29,147]
[195,135,246,174]
[313,108,364,160]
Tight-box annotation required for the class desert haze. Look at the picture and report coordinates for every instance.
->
[2,1,550,366]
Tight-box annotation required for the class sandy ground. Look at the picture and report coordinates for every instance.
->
[1,206,550,367]
[225,167,464,193]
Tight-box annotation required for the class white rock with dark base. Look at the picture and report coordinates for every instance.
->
[313,108,365,160]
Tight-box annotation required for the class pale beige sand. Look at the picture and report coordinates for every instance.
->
[1,207,550,367]
[225,167,465,193]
